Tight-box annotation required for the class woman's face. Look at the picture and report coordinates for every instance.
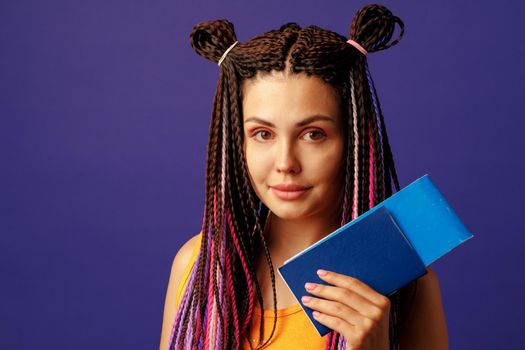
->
[242,71,345,221]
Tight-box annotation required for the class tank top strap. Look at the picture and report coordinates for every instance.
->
[174,231,202,309]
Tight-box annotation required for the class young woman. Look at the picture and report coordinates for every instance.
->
[160,4,448,349]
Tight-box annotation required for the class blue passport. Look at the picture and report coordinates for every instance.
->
[277,174,473,336]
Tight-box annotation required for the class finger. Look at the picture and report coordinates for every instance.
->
[301,295,367,328]
[316,269,390,308]
[305,282,383,321]
[311,310,355,338]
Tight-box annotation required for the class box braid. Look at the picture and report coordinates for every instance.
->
[168,4,419,350]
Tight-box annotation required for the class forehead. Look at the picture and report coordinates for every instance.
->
[241,72,342,124]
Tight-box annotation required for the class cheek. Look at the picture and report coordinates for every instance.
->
[306,143,345,180]
[307,158,342,184]
[244,142,268,184]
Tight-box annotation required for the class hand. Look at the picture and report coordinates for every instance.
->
[301,269,391,350]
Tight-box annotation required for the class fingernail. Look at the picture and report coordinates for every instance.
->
[305,282,316,290]
[317,269,328,276]
[313,311,321,318]
[301,296,311,303]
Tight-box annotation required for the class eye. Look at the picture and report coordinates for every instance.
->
[303,130,326,141]
[253,130,273,141]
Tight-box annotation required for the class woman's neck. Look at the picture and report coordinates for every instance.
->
[253,203,343,309]
[263,208,342,263]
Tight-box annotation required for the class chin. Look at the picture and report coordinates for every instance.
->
[265,200,313,220]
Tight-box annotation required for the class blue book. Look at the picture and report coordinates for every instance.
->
[277,174,474,336]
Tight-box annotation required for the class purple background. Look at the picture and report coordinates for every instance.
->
[1,0,523,349]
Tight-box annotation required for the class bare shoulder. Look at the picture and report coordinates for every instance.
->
[171,233,201,282]
[420,266,440,289]
[412,266,442,300]
[398,266,449,349]
[159,233,201,350]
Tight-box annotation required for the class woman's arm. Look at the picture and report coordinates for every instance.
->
[398,267,448,349]
[159,235,199,350]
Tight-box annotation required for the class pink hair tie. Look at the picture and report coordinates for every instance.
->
[346,39,368,56]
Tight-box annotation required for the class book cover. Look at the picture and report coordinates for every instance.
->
[277,174,474,336]
[277,206,427,336]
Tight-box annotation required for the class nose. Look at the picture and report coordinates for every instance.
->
[275,138,301,174]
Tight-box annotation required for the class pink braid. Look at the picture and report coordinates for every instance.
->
[217,224,227,350]
[225,207,255,338]
[204,238,215,349]
[192,206,210,347]
[324,332,333,350]
[214,187,217,226]
[350,70,359,221]
[194,219,213,345]
[224,238,241,348]
[330,331,338,349]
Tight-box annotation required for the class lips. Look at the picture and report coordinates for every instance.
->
[270,184,312,200]
[271,184,311,191]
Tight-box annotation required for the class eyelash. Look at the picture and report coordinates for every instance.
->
[251,129,327,142]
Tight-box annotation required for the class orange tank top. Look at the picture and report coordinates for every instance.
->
[174,232,327,349]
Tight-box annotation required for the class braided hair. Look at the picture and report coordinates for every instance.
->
[169,4,418,350]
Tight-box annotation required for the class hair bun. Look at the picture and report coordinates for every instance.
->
[189,19,238,64]
[348,4,405,54]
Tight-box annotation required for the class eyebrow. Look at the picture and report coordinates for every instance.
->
[244,114,335,127]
